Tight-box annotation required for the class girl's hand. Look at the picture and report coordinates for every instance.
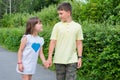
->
[18,63,24,72]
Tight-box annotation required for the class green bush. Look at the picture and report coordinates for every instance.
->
[0,13,31,28]
[0,5,58,28]
[0,28,24,51]
[1,0,120,28]
[77,22,120,80]
[0,22,120,80]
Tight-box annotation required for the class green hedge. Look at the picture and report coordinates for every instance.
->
[0,22,120,80]
[78,22,120,80]
[0,28,24,51]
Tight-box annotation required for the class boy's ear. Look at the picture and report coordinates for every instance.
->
[67,11,71,16]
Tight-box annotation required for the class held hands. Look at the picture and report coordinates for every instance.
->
[43,58,52,68]
[43,61,49,68]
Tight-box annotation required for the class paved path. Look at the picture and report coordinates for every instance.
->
[0,46,56,80]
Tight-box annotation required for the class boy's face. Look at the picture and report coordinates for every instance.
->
[58,10,71,22]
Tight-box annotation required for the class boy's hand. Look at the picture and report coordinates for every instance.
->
[18,64,24,72]
[77,58,82,69]
[47,58,52,67]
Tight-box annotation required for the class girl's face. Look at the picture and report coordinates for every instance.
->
[34,22,43,33]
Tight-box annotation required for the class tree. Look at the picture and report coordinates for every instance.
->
[0,0,9,18]
[0,0,60,19]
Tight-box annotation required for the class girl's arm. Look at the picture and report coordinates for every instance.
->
[39,47,46,64]
[17,37,27,72]
[18,37,27,63]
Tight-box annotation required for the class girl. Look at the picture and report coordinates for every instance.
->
[16,17,47,80]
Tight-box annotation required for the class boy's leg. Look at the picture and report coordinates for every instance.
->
[55,64,66,80]
[66,63,77,80]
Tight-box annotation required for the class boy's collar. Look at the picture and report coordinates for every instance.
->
[62,20,73,23]
[62,21,73,25]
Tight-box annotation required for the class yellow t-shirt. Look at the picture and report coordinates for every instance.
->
[50,21,84,64]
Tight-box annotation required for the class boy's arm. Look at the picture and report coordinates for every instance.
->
[47,40,56,66]
[76,40,83,68]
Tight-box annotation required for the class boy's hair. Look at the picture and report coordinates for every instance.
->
[25,17,41,35]
[57,2,72,14]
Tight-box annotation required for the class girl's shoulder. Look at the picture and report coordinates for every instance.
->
[21,34,32,41]
[25,34,32,37]
[38,36,44,46]
[38,36,44,41]
[22,34,30,37]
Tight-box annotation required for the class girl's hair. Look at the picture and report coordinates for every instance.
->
[25,17,41,35]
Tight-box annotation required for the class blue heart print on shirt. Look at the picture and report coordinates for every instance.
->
[31,43,40,52]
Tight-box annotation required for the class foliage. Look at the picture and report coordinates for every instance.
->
[0,13,31,27]
[0,5,58,28]
[77,22,120,80]
[72,0,120,24]
[0,0,120,27]
[0,28,24,51]
[0,0,60,19]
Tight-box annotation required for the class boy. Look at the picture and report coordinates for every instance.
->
[47,2,84,80]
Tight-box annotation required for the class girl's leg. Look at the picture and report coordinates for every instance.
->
[28,75,32,80]
[22,74,32,80]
